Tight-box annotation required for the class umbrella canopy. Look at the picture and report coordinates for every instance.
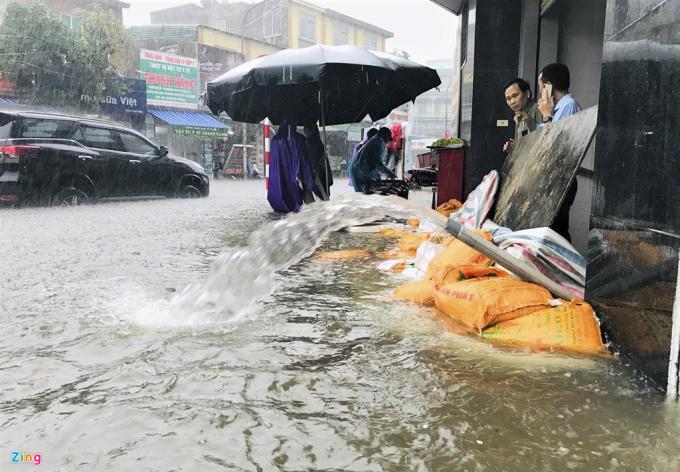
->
[206,44,441,125]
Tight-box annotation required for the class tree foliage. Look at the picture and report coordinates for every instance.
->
[0,2,137,109]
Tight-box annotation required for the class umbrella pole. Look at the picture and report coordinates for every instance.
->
[319,87,330,201]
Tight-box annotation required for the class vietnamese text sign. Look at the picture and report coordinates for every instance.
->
[172,125,230,138]
[80,78,147,115]
[140,49,199,109]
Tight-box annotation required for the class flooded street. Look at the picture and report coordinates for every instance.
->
[1,180,680,471]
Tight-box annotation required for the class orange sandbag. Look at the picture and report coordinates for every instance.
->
[314,248,371,261]
[378,228,411,239]
[394,281,435,306]
[390,261,407,272]
[432,264,510,285]
[482,300,608,355]
[397,232,430,256]
[436,198,463,217]
[433,277,552,329]
[374,248,403,260]
[426,232,493,279]
[407,217,420,228]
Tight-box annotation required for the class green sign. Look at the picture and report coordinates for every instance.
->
[172,125,230,138]
[140,49,199,109]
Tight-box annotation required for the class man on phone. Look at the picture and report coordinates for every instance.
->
[537,63,581,124]
[536,62,582,242]
[502,78,542,153]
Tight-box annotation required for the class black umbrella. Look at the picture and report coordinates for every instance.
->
[206,44,441,125]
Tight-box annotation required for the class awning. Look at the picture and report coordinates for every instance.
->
[0,97,17,104]
[428,0,465,14]
[149,109,231,138]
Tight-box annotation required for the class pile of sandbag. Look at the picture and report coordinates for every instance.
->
[387,227,606,356]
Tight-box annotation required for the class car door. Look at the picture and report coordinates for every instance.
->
[74,124,140,198]
[117,130,174,196]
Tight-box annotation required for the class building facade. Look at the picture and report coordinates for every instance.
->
[433,0,680,393]
[150,0,392,52]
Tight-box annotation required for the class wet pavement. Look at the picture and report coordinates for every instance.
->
[2,179,680,471]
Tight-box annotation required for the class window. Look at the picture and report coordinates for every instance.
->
[62,14,81,33]
[334,23,348,45]
[299,14,316,43]
[0,120,12,139]
[17,119,75,139]
[118,131,157,155]
[364,33,378,51]
[263,8,283,38]
[75,126,120,151]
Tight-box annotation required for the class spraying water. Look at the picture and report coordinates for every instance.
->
[164,194,437,326]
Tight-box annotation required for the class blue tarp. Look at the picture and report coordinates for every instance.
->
[148,109,229,129]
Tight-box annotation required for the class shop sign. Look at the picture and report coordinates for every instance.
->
[172,125,230,138]
[80,79,147,115]
[140,49,199,109]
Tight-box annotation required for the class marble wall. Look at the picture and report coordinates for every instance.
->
[587,0,680,388]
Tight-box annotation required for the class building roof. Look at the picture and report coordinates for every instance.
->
[428,0,465,15]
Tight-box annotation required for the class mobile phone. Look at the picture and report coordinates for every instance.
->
[544,82,553,98]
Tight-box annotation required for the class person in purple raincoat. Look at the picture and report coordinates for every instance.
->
[267,122,317,213]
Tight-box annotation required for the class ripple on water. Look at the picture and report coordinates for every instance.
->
[2,182,680,471]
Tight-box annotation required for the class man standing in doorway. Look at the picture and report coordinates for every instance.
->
[537,62,582,242]
[502,78,543,153]
[537,63,582,124]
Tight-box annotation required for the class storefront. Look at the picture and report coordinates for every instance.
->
[147,108,231,176]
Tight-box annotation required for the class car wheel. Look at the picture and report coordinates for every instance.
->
[178,184,202,199]
[52,187,90,206]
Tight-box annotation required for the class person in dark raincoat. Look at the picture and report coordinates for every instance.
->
[302,123,333,200]
[267,122,316,213]
[349,127,396,193]
[348,128,378,189]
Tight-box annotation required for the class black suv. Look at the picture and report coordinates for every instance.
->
[0,110,209,206]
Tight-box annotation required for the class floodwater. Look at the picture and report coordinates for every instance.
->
[1,180,680,471]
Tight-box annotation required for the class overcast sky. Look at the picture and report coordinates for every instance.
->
[122,0,458,64]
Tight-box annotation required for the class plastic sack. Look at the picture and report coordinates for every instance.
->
[415,241,445,274]
[377,259,405,271]
[449,170,498,229]
[314,249,371,261]
[394,280,435,306]
[425,232,493,280]
[432,277,552,329]
[482,300,607,355]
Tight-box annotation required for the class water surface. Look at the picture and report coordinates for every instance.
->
[1,180,679,471]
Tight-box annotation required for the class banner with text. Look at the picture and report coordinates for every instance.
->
[172,125,230,138]
[140,49,199,109]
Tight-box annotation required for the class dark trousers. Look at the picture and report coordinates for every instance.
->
[550,179,578,242]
